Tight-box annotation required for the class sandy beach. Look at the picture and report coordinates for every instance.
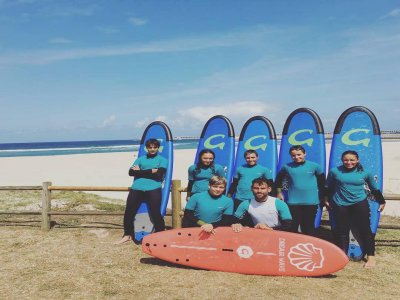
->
[1,141,399,215]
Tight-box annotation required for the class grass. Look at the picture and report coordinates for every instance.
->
[1,193,399,299]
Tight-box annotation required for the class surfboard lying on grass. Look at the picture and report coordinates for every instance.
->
[133,121,174,244]
[194,115,235,190]
[142,227,348,277]
[277,108,326,228]
[328,106,383,260]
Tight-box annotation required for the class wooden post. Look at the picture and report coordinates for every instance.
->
[41,182,52,230]
[171,180,182,229]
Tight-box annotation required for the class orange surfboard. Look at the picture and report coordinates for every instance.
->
[142,227,348,277]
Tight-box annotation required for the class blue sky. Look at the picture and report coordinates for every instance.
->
[0,0,399,142]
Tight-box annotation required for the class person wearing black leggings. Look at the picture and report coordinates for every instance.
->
[325,150,386,268]
[116,138,167,244]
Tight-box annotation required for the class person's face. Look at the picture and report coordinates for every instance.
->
[209,183,226,197]
[290,149,306,163]
[342,154,359,169]
[251,183,271,201]
[146,144,159,155]
[200,153,214,166]
[245,153,258,166]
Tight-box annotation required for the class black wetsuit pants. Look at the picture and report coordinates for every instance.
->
[288,204,318,236]
[332,199,374,256]
[123,188,165,236]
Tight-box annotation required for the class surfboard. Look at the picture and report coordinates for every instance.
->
[235,116,278,179]
[328,106,383,260]
[277,108,326,228]
[194,115,235,191]
[133,121,174,244]
[142,227,348,277]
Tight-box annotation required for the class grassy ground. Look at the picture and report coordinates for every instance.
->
[1,192,399,300]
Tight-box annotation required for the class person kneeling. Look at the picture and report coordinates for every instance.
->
[182,176,233,234]
[232,178,292,233]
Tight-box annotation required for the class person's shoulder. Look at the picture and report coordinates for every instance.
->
[214,163,224,169]
[188,164,196,170]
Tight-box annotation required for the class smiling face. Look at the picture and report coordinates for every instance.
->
[200,152,214,166]
[251,182,271,202]
[245,153,258,166]
[290,149,306,163]
[342,153,359,169]
[208,183,226,197]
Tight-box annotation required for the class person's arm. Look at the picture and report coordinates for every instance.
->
[273,219,292,231]
[182,209,205,226]
[275,169,286,200]
[365,172,386,211]
[129,168,166,180]
[227,178,239,197]
[186,180,194,200]
[274,199,292,231]
[212,214,234,228]
[316,173,327,204]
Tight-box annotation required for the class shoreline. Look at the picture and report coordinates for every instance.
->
[1,141,399,216]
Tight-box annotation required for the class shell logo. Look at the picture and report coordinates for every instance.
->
[288,243,324,272]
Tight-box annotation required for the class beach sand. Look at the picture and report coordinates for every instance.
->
[0,142,399,215]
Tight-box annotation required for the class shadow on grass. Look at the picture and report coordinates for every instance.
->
[140,257,200,270]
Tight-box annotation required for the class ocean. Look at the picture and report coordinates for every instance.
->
[0,139,200,157]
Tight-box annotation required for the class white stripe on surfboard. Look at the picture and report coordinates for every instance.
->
[170,245,217,251]
[256,252,277,256]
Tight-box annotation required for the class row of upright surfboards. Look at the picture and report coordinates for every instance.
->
[134,106,383,261]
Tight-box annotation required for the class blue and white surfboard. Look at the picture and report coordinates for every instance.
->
[277,108,326,228]
[194,115,235,191]
[133,121,174,244]
[328,106,382,260]
[235,116,278,179]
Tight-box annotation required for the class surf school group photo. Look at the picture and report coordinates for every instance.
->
[115,106,386,277]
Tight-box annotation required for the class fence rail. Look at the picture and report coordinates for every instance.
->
[0,181,399,230]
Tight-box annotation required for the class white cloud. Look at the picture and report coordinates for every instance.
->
[49,37,73,44]
[380,8,400,19]
[128,17,148,26]
[101,114,116,128]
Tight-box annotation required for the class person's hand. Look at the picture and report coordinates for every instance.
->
[132,165,140,170]
[231,223,243,233]
[323,200,331,210]
[255,223,272,230]
[276,193,284,201]
[378,203,386,212]
[151,168,158,173]
[201,224,215,234]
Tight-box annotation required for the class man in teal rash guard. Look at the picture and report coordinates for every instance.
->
[228,149,273,210]
[275,145,326,236]
[115,138,167,244]
[182,176,233,234]
[232,177,292,232]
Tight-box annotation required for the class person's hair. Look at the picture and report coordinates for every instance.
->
[244,149,258,158]
[251,177,274,188]
[209,175,227,187]
[195,149,216,175]
[145,138,160,148]
[341,150,363,172]
[289,145,306,154]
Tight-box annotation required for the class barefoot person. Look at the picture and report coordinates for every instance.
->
[325,150,386,268]
[232,177,292,233]
[182,176,233,234]
[228,150,273,210]
[275,145,325,236]
[116,139,167,244]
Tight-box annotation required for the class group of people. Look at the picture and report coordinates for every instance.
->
[116,139,386,268]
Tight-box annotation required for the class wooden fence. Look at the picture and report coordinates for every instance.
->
[1,181,399,230]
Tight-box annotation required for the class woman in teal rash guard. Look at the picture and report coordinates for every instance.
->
[182,176,233,234]
[115,138,167,244]
[325,150,386,268]
[275,145,326,236]
[228,149,273,211]
[186,149,225,201]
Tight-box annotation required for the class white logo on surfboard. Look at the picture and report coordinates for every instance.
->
[288,243,324,271]
[236,246,254,259]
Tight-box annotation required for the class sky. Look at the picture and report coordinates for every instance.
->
[0,0,399,143]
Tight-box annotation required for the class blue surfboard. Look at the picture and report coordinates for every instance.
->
[194,115,235,191]
[133,121,174,243]
[235,116,278,178]
[277,108,326,228]
[328,106,382,260]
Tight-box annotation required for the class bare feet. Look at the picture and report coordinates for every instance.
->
[364,255,376,268]
[114,235,132,245]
